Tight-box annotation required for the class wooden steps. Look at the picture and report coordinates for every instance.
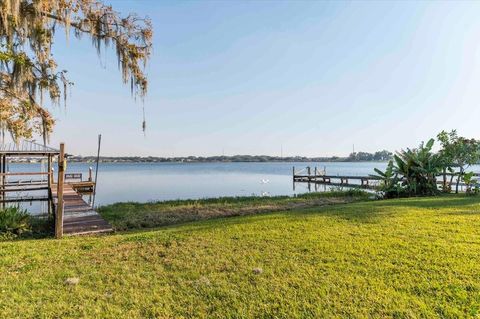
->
[51,184,112,236]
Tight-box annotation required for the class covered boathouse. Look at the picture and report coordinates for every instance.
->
[0,141,112,238]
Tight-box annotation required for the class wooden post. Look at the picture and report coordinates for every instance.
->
[0,155,3,197]
[2,155,6,208]
[307,166,311,176]
[0,155,4,207]
[50,167,56,216]
[91,134,102,209]
[88,167,93,182]
[2,155,5,189]
[55,143,65,239]
[47,155,53,217]
[47,155,52,190]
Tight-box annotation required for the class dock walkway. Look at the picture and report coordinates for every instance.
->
[293,174,381,188]
[293,166,381,189]
[292,166,476,190]
[51,184,112,236]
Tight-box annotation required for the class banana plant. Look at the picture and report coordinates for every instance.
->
[392,139,442,196]
[370,160,404,198]
[373,138,445,197]
[462,172,479,194]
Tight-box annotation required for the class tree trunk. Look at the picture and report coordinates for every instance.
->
[455,168,463,194]
[442,168,447,192]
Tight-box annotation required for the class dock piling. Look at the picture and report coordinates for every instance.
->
[55,143,65,239]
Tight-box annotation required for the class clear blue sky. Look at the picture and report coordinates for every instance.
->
[46,0,480,157]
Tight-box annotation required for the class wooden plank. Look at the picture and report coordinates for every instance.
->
[1,155,5,204]
[0,196,49,203]
[47,154,52,191]
[69,181,95,187]
[0,172,51,176]
[64,220,111,229]
[51,182,112,237]
[63,227,112,236]
[0,187,49,192]
[65,173,82,180]
[63,214,107,224]
[4,180,48,185]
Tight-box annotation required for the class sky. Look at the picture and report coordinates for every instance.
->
[43,0,480,157]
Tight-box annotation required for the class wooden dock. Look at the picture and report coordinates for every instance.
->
[0,141,108,238]
[293,166,477,191]
[51,184,112,236]
[293,174,381,188]
[293,166,381,189]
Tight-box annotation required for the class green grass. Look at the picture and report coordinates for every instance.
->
[98,189,370,231]
[2,195,480,318]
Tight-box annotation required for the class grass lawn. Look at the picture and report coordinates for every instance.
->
[1,195,480,318]
[98,190,369,231]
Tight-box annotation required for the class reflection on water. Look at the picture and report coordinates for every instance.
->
[5,161,478,214]
[6,161,387,212]
[3,191,93,216]
[3,198,50,216]
[89,161,391,205]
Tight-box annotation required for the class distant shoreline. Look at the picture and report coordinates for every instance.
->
[66,155,391,164]
[9,155,392,164]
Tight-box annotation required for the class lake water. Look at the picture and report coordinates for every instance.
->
[4,161,386,212]
[90,161,388,205]
[5,161,480,214]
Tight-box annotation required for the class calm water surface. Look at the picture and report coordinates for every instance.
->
[6,161,387,207]
[91,161,388,205]
[7,161,479,214]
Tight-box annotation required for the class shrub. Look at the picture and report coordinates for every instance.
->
[463,172,480,195]
[0,206,31,239]
[438,130,480,193]
[372,139,443,198]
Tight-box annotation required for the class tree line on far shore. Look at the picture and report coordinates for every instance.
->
[67,151,393,164]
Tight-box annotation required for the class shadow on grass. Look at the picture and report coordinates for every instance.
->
[10,194,479,242]
[117,200,388,238]
[146,195,480,235]
[373,195,480,209]
[0,216,55,243]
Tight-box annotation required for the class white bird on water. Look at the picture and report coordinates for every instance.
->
[260,179,270,184]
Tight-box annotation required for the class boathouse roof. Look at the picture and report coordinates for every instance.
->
[0,140,60,156]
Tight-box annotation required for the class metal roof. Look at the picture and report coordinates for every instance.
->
[0,140,60,156]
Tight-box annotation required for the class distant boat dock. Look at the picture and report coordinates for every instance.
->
[293,166,479,192]
[292,166,381,190]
